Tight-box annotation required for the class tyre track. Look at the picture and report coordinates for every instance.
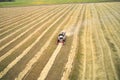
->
[14,5,73,80]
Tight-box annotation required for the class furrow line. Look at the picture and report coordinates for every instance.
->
[14,5,73,80]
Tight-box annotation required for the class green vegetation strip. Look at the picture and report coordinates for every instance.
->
[0,0,120,7]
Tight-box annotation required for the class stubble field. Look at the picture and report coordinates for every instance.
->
[0,2,120,80]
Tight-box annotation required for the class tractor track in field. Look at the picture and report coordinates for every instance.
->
[14,5,74,80]
[95,4,119,80]
[0,4,70,73]
[0,6,64,52]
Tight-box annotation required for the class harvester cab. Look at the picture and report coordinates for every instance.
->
[57,32,66,45]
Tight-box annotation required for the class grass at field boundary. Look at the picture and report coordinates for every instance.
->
[0,1,120,8]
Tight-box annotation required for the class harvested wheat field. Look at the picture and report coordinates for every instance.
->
[0,2,120,80]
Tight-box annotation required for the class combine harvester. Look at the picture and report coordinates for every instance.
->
[57,32,66,45]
